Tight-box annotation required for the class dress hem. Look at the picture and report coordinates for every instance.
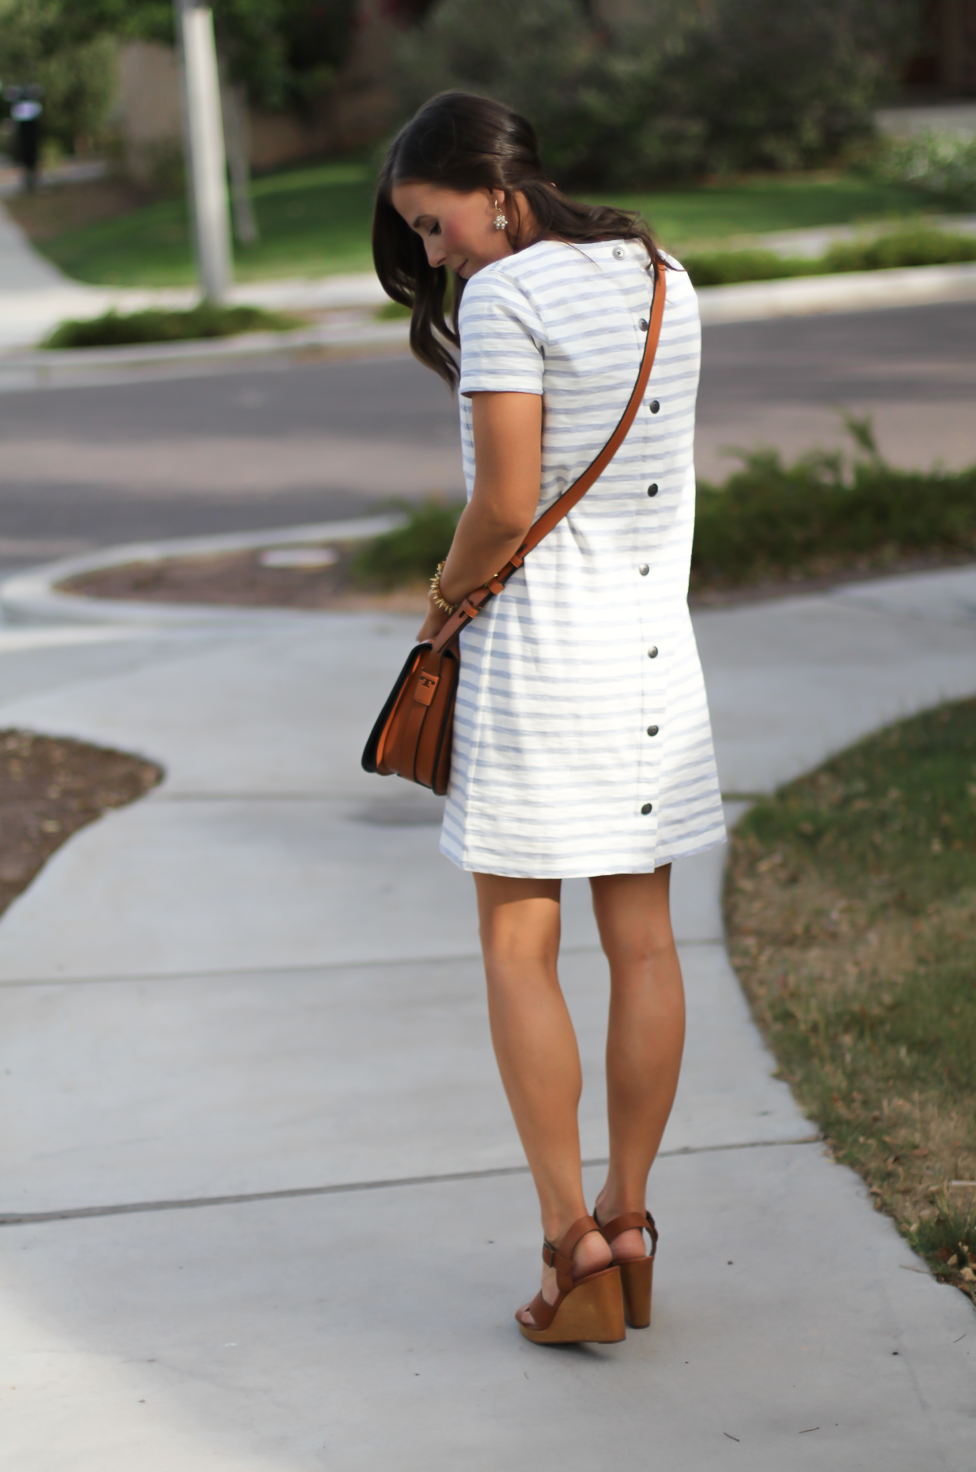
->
[438,826,728,880]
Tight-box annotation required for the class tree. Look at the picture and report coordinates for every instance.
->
[0,1,359,243]
[395,0,926,188]
[0,0,122,154]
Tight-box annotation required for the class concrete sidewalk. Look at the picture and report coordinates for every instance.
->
[0,565,974,1468]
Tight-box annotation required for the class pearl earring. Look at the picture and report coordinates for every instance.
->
[493,199,508,230]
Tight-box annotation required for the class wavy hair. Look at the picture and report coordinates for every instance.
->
[373,91,665,388]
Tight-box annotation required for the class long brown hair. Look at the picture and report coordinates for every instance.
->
[373,91,664,388]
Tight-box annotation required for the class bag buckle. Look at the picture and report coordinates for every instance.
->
[414,671,439,706]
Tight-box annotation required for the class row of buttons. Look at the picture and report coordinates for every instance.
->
[642,658,660,812]
[612,247,662,821]
[611,243,661,819]
[608,241,657,403]
[640,481,658,571]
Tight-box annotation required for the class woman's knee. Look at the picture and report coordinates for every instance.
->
[475,872,561,977]
[480,922,560,983]
[603,932,679,983]
[590,870,675,970]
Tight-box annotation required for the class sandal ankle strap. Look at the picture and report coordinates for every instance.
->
[595,1208,659,1256]
[542,1214,602,1294]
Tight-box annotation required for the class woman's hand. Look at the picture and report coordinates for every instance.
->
[416,594,452,643]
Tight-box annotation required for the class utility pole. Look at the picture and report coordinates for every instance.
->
[175,0,232,301]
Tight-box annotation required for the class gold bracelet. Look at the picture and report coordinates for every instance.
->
[429,561,457,614]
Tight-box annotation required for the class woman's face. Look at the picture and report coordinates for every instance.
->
[390,182,513,279]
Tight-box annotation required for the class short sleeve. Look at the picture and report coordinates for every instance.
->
[458,267,546,397]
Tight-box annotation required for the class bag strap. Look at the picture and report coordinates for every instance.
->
[430,256,666,654]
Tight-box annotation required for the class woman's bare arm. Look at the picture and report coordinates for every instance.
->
[416,391,542,641]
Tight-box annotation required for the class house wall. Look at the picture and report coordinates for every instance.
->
[113,0,404,184]
[942,0,976,95]
[115,41,184,186]
[902,0,976,97]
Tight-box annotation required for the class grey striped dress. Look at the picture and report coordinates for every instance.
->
[440,238,725,879]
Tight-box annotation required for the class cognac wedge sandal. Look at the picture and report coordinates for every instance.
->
[594,1209,659,1329]
[516,1214,626,1345]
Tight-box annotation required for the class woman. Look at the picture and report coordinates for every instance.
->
[373,92,725,1344]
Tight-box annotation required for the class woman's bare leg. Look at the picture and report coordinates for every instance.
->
[474,872,612,1324]
[589,867,685,1262]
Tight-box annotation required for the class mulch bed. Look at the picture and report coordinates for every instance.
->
[59,544,976,617]
[0,730,162,922]
[60,543,430,615]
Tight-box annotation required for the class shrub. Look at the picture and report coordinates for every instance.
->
[374,300,412,321]
[823,224,976,272]
[352,500,463,588]
[352,418,976,596]
[874,128,976,210]
[0,4,119,155]
[44,302,305,349]
[394,0,920,187]
[692,415,976,587]
[681,248,824,287]
[682,226,976,286]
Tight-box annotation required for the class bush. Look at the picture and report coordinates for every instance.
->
[44,303,305,349]
[874,128,976,210]
[352,500,463,588]
[682,248,823,287]
[682,225,976,286]
[351,419,976,596]
[0,2,119,154]
[692,415,976,587]
[823,224,976,272]
[394,0,920,187]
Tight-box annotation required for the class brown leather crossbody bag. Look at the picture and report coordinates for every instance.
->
[361,258,666,796]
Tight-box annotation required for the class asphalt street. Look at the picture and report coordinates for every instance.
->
[1,299,974,574]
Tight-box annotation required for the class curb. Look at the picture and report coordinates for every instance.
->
[696,259,976,324]
[1,260,975,385]
[0,317,409,391]
[0,267,391,353]
[0,515,404,628]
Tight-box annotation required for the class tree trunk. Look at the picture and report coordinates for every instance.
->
[219,68,259,246]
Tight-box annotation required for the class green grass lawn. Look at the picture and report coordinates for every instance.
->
[37,160,376,287]
[725,698,976,1306]
[27,161,955,288]
[598,172,947,248]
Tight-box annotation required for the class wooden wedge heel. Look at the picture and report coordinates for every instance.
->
[594,1209,659,1329]
[516,1214,626,1345]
